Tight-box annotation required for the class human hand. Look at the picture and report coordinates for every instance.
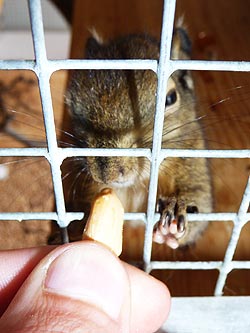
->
[0,242,170,332]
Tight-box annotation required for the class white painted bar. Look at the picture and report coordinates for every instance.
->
[159,296,250,333]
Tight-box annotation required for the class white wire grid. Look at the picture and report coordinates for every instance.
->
[0,0,250,297]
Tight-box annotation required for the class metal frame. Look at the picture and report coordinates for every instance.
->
[0,0,249,301]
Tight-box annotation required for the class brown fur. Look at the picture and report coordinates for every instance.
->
[64,29,213,247]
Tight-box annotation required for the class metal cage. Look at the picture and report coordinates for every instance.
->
[0,0,250,331]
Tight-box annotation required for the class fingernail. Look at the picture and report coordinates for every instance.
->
[44,243,126,321]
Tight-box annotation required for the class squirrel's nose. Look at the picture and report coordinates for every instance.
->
[119,166,125,177]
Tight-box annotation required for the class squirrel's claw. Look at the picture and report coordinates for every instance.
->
[153,196,198,249]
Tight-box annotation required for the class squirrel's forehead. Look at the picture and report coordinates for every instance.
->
[167,77,176,90]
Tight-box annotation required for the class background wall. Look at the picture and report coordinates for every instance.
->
[0,0,70,59]
[1,0,68,30]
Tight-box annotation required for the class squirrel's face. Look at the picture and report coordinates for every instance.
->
[67,71,189,187]
[66,31,194,187]
[67,68,156,186]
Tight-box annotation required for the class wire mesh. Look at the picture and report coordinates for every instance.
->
[0,0,249,297]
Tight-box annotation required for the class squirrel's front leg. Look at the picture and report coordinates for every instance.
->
[153,194,199,249]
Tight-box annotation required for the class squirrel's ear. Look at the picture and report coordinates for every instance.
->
[171,27,192,60]
[85,37,101,58]
[85,30,104,58]
[171,25,194,90]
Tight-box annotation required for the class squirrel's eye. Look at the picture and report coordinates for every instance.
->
[165,89,177,107]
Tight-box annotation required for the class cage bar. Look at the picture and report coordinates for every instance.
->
[3,58,250,73]
[214,177,250,296]
[28,0,69,233]
[1,147,250,159]
[162,296,250,332]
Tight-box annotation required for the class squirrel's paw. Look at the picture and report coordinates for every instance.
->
[153,194,198,249]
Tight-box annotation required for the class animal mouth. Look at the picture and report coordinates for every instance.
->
[108,178,137,188]
[94,168,138,188]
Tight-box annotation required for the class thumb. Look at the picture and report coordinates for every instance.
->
[0,242,130,333]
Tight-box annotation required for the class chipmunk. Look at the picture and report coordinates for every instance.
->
[65,27,213,249]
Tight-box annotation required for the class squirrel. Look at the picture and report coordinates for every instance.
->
[65,27,213,249]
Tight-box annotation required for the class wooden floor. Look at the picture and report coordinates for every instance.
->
[0,0,250,296]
